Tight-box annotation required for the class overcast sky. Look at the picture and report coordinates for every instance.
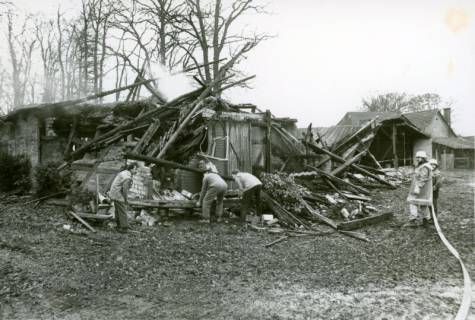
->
[5,0,475,135]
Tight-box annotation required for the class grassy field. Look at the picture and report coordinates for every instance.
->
[1,170,473,320]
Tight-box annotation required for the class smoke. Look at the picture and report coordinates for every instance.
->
[147,63,195,101]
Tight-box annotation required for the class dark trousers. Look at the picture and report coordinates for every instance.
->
[114,200,129,229]
[241,185,262,220]
[433,189,439,215]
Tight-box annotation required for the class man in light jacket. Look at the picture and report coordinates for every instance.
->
[196,160,228,223]
[406,151,433,227]
[109,162,138,232]
[232,169,262,221]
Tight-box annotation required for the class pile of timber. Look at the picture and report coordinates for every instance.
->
[257,122,400,241]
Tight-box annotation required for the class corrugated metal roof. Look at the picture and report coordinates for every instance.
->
[433,137,475,150]
[337,112,399,126]
[312,125,361,148]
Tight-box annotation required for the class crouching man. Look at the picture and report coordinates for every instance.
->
[108,162,138,233]
[196,160,228,223]
[232,169,262,221]
[406,151,433,227]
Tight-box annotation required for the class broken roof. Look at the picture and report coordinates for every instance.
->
[337,111,400,126]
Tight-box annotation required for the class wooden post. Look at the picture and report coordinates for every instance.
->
[265,110,272,172]
[392,123,398,170]
[64,116,78,158]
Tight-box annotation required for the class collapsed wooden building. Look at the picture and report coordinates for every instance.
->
[316,109,475,170]
[305,114,429,170]
[0,60,408,239]
[0,90,299,195]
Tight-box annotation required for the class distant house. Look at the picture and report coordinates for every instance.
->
[330,108,474,169]
[403,108,474,169]
[306,113,428,169]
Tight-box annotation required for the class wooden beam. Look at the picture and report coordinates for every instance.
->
[366,150,383,170]
[157,99,205,159]
[64,116,78,158]
[305,164,371,195]
[68,210,96,232]
[392,123,398,170]
[126,152,203,174]
[337,212,393,231]
[330,150,367,176]
[124,153,234,181]
[333,118,377,154]
[66,88,203,162]
[265,110,272,172]
[133,119,160,154]
[301,201,338,229]
[323,176,349,200]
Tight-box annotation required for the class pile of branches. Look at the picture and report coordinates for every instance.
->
[260,172,307,213]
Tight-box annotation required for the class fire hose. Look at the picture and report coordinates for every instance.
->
[430,205,472,320]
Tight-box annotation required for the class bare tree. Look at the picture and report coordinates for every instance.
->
[87,0,117,98]
[174,0,268,92]
[135,0,184,69]
[35,18,59,103]
[5,10,36,109]
[361,92,453,113]
[0,61,13,114]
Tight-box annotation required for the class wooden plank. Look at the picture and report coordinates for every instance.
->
[265,236,289,248]
[337,212,393,231]
[68,210,96,232]
[64,116,78,158]
[128,198,240,209]
[323,177,349,200]
[340,193,372,202]
[265,110,272,172]
[392,123,398,170]
[301,200,338,229]
[75,212,113,220]
[330,150,367,176]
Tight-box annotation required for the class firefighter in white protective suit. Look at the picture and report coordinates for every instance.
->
[406,150,433,227]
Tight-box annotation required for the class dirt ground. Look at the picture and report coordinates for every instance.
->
[1,170,474,320]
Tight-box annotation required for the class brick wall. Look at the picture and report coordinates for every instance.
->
[0,114,41,167]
